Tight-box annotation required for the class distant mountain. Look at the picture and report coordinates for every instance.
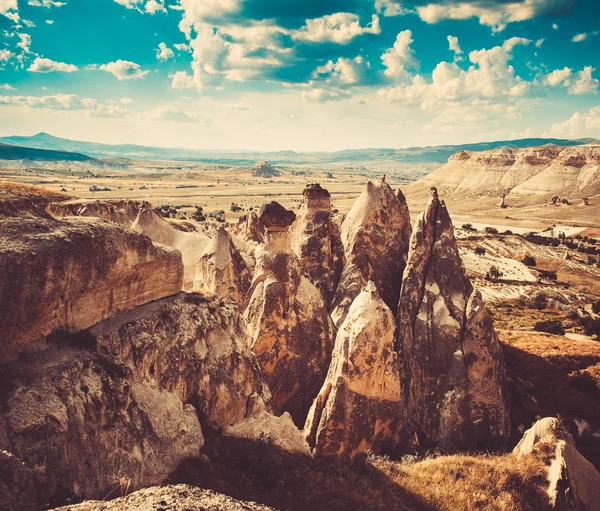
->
[0,132,597,166]
[0,142,96,162]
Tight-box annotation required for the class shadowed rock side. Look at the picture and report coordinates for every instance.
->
[49,199,209,287]
[244,202,335,426]
[0,215,183,363]
[304,282,402,456]
[397,189,510,450]
[90,293,274,433]
[330,180,411,327]
[52,485,277,511]
[290,184,345,307]
[514,418,600,511]
[193,227,252,309]
[0,348,203,507]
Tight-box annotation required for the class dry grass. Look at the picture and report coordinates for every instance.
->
[370,452,550,511]
[0,180,72,201]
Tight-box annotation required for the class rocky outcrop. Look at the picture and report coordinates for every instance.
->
[514,418,600,511]
[252,161,280,178]
[90,292,273,432]
[0,215,183,363]
[397,189,510,450]
[330,180,411,327]
[409,145,600,198]
[193,227,252,308]
[290,184,344,306]
[304,282,401,456]
[244,202,335,426]
[49,199,209,286]
[52,485,276,511]
[0,348,203,507]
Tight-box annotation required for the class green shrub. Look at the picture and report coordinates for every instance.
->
[522,255,537,267]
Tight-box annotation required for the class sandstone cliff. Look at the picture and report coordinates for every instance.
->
[0,215,183,362]
[193,227,252,309]
[304,282,402,456]
[330,180,411,327]
[409,144,600,199]
[397,189,510,450]
[244,202,335,426]
[49,199,209,286]
[514,418,600,511]
[290,184,344,306]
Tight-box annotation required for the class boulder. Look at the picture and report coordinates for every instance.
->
[51,485,276,511]
[193,227,252,308]
[0,215,183,363]
[397,188,510,450]
[0,348,203,507]
[304,282,402,456]
[244,202,335,426]
[514,418,600,511]
[290,184,345,306]
[330,180,411,327]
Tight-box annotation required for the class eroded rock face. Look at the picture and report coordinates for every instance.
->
[290,184,345,306]
[244,232,335,426]
[330,180,411,327]
[514,418,600,511]
[0,216,183,363]
[90,292,273,432]
[193,227,252,308]
[304,282,401,456]
[51,485,276,511]
[49,199,209,287]
[397,189,510,450]
[0,348,203,507]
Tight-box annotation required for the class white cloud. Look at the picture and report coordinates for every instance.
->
[173,43,191,52]
[381,29,418,81]
[23,19,35,27]
[27,0,65,7]
[46,19,53,24]
[28,57,78,73]
[99,60,149,80]
[292,13,381,44]
[302,88,352,103]
[545,66,599,95]
[0,83,16,90]
[113,0,166,14]
[0,0,19,23]
[535,38,545,48]
[447,35,462,55]
[546,106,600,138]
[120,97,133,104]
[375,0,410,17]
[572,33,588,42]
[17,33,31,53]
[170,70,196,89]
[312,56,370,86]
[156,42,174,61]
[90,104,130,118]
[143,105,209,123]
[552,23,559,30]
[0,49,15,63]
[144,0,165,14]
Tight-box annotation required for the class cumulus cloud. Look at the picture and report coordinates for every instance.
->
[156,42,174,61]
[292,13,381,44]
[312,56,371,86]
[572,33,587,42]
[415,0,575,32]
[302,88,352,103]
[27,0,65,8]
[28,57,78,73]
[447,35,462,55]
[535,38,545,47]
[381,30,418,81]
[0,83,16,90]
[17,33,31,53]
[113,0,166,14]
[545,106,600,138]
[143,105,209,123]
[1,0,19,23]
[89,104,130,118]
[375,0,410,17]
[0,49,15,64]
[120,97,133,104]
[0,93,131,117]
[545,66,599,95]
[99,60,149,80]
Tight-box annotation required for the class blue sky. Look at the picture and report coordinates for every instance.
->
[0,0,599,151]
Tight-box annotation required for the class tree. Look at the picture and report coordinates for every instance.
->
[474,247,486,256]
[485,265,503,281]
[522,255,537,267]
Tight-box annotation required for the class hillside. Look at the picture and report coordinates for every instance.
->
[407,144,600,200]
[0,142,95,162]
[0,132,596,167]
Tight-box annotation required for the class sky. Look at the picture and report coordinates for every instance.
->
[0,0,599,151]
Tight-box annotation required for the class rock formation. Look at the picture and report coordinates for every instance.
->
[330,180,411,327]
[52,485,276,511]
[252,161,281,178]
[49,199,209,286]
[0,348,203,506]
[514,418,600,511]
[498,192,507,208]
[290,184,344,306]
[244,202,335,426]
[193,227,252,308]
[304,282,402,456]
[397,188,510,450]
[0,214,183,362]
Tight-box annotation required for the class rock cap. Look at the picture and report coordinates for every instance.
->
[259,201,296,231]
